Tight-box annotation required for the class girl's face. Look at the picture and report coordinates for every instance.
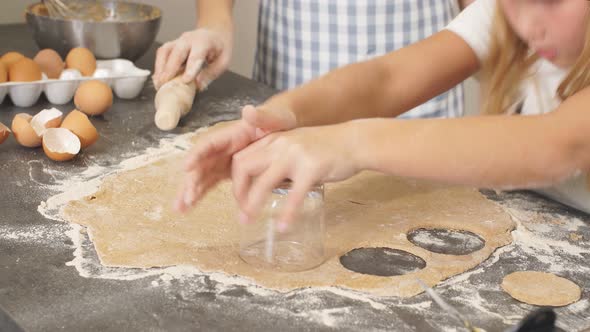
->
[500,0,590,67]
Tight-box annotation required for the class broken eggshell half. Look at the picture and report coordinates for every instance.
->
[42,127,81,161]
[0,122,10,144]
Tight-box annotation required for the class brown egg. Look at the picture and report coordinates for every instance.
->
[74,80,113,116]
[11,113,41,148]
[0,61,6,83]
[0,122,10,144]
[34,49,64,79]
[1,52,25,68]
[42,128,80,161]
[61,109,99,148]
[65,47,96,76]
[8,58,42,82]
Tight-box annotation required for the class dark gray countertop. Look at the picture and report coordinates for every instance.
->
[0,24,589,332]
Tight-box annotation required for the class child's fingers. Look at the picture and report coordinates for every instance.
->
[184,122,248,171]
[174,177,194,213]
[184,137,225,171]
[278,174,317,232]
[241,104,296,133]
[231,152,272,205]
[231,133,273,164]
[242,160,290,220]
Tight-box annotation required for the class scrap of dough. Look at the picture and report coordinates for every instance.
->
[62,122,516,297]
[502,271,581,306]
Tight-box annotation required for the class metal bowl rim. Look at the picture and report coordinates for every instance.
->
[25,1,162,24]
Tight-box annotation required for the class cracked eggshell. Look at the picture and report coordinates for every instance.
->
[0,122,10,144]
[42,128,81,161]
[11,113,41,148]
[30,107,63,137]
[60,110,98,148]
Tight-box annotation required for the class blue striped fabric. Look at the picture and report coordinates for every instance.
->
[253,0,464,118]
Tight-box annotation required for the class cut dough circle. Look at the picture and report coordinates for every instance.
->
[501,271,581,307]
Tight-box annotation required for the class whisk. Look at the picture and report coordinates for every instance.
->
[41,0,78,19]
[41,0,108,21]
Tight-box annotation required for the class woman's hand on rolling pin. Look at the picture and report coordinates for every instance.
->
[153,27,232,90]
[174,103,297,213]
[231,122,362,231]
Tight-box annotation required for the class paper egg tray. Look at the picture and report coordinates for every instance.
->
[0,59,150,108]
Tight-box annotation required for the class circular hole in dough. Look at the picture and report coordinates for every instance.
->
[502,271,582,307]
[339,247,426,277]
[407,228,485,255]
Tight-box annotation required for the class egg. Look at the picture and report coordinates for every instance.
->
[0,61,6,83]
[65,47,96,76]
[1,52,25,68]
[42,128,80,161]
[0,122,10,144]
[11,113,41,147]
[8,58,42,82]
[60,109,99,148]
[34,49,64,79]
[74,80,113,116]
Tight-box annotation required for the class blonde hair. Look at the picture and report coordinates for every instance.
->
[481,2,590,115]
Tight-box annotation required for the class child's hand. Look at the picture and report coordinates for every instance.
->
[174,104,296,213]
[231,122,362,230]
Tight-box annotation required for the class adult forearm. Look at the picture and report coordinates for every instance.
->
[351,115,584,189]
[196,0,234,29]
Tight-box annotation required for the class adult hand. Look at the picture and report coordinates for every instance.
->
[153,27,232,90]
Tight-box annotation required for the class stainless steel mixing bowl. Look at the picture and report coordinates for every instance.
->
[25,1,161,61]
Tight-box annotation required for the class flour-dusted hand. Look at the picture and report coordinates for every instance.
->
[231,122,363,230]
[153,27,232,91]
[174,104,297,213]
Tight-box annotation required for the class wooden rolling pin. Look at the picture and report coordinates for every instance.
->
[154,75,197,131]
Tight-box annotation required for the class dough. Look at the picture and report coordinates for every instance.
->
[502,271,581,306]
[63,123,515,297]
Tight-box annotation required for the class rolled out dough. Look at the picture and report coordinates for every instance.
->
[501,271,581,306]
[63,123,516,297]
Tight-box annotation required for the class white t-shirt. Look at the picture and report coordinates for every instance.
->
[445,0,590,214]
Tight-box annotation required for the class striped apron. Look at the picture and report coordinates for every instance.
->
[253,0,464,118]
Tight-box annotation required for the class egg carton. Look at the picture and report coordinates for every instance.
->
[0,59,150,108]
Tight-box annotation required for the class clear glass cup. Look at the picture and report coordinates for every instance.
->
[239,181,325,272]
